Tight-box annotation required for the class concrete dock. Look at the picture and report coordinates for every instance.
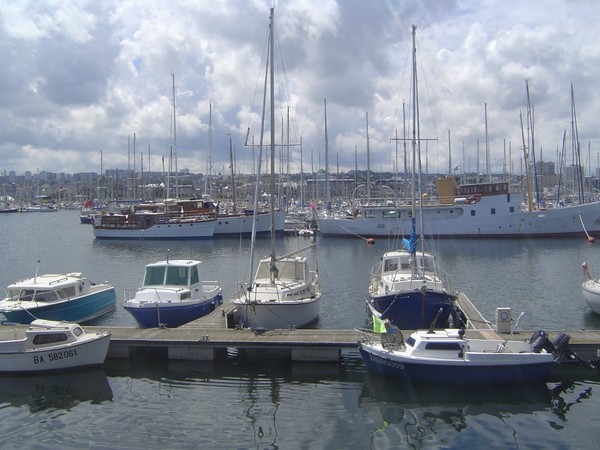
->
[88,293,600,364]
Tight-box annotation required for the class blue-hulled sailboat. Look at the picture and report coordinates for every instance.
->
[366,24,457,330]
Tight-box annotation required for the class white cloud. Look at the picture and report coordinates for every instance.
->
[0,0,598,179]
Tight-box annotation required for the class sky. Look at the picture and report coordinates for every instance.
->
[1,0,599,178]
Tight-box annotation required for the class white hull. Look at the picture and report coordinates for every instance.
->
[94,218,215,239]
[214,210,285,236]
[582,279,600,314]
[0,326,110,373]
[319,195,600,238]
[233,295,321,329]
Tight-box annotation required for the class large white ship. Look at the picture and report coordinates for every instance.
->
[318,177,600,239]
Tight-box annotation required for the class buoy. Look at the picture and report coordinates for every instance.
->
[366,237,375,245]
[588,236,596,243]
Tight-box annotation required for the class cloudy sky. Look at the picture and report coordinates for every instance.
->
[1,0,598,178]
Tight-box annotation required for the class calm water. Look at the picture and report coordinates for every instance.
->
[1,211,600,449]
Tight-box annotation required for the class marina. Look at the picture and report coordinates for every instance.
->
[2,210,600,448]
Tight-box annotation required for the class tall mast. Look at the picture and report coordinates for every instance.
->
[172,72,178,199]
[269,7,276,269]
[324,99,330,209]
[366,112,371,201]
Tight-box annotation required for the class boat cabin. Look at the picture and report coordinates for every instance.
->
[142,260,201,288]
[5,273,89,303]
[254,256,309,282]
[382,251,437,275]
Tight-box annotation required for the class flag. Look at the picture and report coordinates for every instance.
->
[367,303,386,334]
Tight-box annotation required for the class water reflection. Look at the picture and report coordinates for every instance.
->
[360,373,597,449]
[0,368,113,412]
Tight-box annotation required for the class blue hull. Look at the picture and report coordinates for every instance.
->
[369,291,456,330]
[124,294,223,328]
[359,345,554,384]
[2,288,117,324]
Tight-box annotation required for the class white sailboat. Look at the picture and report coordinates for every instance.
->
[232,7,321,329]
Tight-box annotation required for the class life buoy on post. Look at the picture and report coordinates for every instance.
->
[499,311,509,321]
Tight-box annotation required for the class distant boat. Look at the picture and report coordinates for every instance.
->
[0,269,116,324]
[318,176,600,239]
[581,262,600,314]
[358,326,558,384]
[25,204,58,212]
[0,319,110,373]
[124,258,223,328]
[171,196,285,237]
[92,201,216,239]
[231,7,321,330]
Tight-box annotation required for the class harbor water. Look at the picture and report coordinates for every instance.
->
[1,210,600,449]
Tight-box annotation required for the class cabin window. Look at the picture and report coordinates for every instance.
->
[63,286,77,297]
[382,210,399,219]
[17,290,35,301]
[406,336,416,347]
[470,210,476,216]
[364,210,376,219]
[144,266,166,286]
[491,208,496,215]
[190,266,200,285]
[73,327,84,337]
[33,290,58,302]
[167,267,189,286]
[384,259,398,272]
[425,342,462,350]
[33,333,68,345]
[509,206,515,213]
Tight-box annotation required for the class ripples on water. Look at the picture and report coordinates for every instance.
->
[1,211,600,448]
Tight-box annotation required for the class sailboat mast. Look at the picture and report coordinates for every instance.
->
[324,99,330,209]
[410,25,417,223]
[269,7,276,267]
[172,72,178,199]
[228,135,237,213]
[366,112,371,201]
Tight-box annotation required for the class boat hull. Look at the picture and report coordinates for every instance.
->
[319,199,600,238]
[0,333,110,373]
[369,291,457,330]
[93,219,215,239]
[359,342,554,384]
[0,287,117,324]
[582,279,600,314]
[214,210,285,237]
[233,295,321,329]
[124,294,223,328]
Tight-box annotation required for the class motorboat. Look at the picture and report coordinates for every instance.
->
[581,262,600,314]
[124,258,223,328]
[0,271,117,324]
[0,319,111,373]
[358,326,559,384]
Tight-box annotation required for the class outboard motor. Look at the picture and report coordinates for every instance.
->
[530,330,554,354]
[552,332,596,369]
